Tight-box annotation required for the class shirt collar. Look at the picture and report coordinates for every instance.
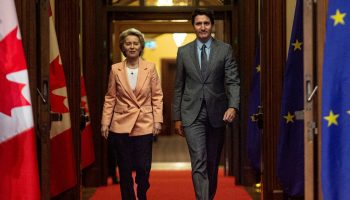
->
[196,38,213,49]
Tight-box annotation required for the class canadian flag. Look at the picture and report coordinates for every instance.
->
[80,75,95,168]
[49,5,77,197]
[0,0,40,199]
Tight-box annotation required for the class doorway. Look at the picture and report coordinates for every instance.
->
[161,59,176,136]
[107,7,235,167]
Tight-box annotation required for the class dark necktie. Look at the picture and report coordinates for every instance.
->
[201,44,208,77]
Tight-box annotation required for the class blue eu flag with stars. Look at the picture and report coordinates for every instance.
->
[277,0,304,197]
[322,1,350,199]
[247,41,261,172]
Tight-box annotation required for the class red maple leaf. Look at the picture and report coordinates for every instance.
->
[50,56,69,113]
[0,28,31,116]
[50,88,69,113]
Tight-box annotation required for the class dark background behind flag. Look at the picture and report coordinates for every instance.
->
[247,40,261,173]
[322,2,350,199]
[277,0,304,197]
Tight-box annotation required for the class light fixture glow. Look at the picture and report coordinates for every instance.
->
[172,33,187,47]
[157,0,173,6]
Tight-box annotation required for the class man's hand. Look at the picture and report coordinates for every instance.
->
[174,120,185,137]
[153,122,162,136]
[223,108,237,123]
[101,125,109,139]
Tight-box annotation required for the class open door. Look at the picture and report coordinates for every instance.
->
[303,0,327,199]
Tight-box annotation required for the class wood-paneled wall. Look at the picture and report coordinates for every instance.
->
[260,0,286,199]
[316,1,327,199]
[53,0,81,199]
[81,0,110,187]
[237,0,259,186]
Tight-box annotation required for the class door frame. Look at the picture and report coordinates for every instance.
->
[106,6,242,178]
[160,58,177,136]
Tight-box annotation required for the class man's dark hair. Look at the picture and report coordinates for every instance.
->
[191,8,215,26]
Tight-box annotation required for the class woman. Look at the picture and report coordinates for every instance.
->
[101,28,163,200]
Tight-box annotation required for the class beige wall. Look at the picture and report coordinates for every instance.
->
[286,0,297,55]
[132,33,196,79]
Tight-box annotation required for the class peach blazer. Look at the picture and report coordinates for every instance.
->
[101,58,163,136]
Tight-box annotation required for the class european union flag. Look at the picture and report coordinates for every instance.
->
[247,41,261,172]
[277,0,304,197]
[322,2,350,199]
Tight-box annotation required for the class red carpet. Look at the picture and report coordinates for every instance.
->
[90,169,252,200]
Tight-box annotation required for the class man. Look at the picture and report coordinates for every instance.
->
[172,8,240,200]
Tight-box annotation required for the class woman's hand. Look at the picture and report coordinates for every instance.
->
[101,125,109,139]
[153,122,162,136]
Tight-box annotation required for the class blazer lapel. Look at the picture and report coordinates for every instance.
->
[134,58,149,97]
[116,61,138,104]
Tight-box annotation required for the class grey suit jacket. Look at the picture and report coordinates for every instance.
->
[172,39,240,127]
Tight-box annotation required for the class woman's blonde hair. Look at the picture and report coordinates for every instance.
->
[119,28,145,57]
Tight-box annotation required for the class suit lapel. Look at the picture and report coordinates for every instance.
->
[116,61,138,104]
[190,41,203,81]
[134,58,149,97]
[204,39,218,81]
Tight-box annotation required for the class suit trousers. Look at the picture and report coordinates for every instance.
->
[108,133,153,200]
[184,102,225,200]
